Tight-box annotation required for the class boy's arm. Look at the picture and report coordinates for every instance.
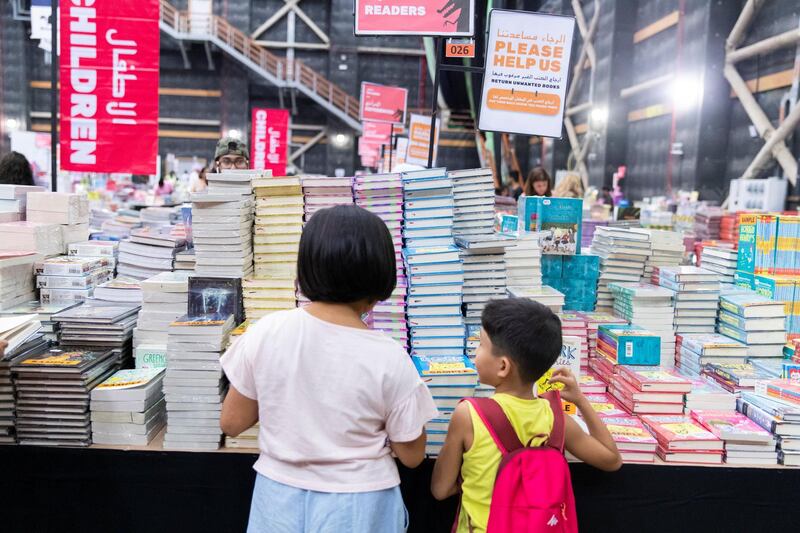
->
[431,401,470,500]
[550,368,622,472]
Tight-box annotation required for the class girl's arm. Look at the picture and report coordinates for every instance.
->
[431,401,470,500]
[220,385,259,437]
[390,431,427,468]
[550,368,622,472]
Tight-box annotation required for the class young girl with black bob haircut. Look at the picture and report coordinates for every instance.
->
[221,205,438,533]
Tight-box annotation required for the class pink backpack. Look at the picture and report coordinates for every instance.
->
[457,391,578,533]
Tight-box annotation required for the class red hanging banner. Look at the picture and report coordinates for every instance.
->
[251,108,289,176]
[359,82,408,124]
[59,0,160,174]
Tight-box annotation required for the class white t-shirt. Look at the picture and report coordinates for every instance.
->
[221,308,439,493]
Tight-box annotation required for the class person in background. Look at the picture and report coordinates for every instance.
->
[220,205,437,533]
[431,299,622,532]
[508,170,523,200]
[213,137,250,172]
[600,186,614,205]
[153,174,174,198]
[553,172,585,199]
[190,167,208,193]
[0,151,35,186]
[523,166,552,197]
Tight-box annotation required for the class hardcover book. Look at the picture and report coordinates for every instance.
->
[536,198,583,255]
[691,410,773,444]
[640,415,723,451]
[188,277,244,326]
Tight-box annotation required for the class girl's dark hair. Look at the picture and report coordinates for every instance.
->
[0,151,34,186]
[524,166,552,197]
[158,175,165,187]
[298,205,396,304]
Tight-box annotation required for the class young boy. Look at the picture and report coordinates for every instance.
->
[431,298,622,532]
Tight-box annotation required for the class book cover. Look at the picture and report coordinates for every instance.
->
[719,292,785,318]
[93,368,164,392]
[755,214,777,275]
[765,379,800,405]
[736,213,757,273]
[640,415,722,449]
[14,348,113,371]
[679,333,747,356]
[188,277,244,326]
[617,366,692,393]
[691,410,773,443]
[537,335,582,395]
[517,196,544,233]
[602,416,658,446]
[536,198,583,255]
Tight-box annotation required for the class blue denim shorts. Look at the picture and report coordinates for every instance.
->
[247,474,409,533]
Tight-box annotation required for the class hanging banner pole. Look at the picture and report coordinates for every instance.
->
[388,130,395,172]
[50,0,57,191]
[427,37,442,168]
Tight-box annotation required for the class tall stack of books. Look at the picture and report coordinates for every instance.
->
[68,240,119,275]
[581,312,628,359]
[26,192,90,252]
[0,252,38,311]
[117,228,187,280]
[0,184,44,222]
[597,324,661,366]
[90,368,166,446]
[720,213,740,243]
[248,176,304,321]
[0,221,64,257]
[99,211,141,240]
[640,229,683,282]
[301,176,354,221]
[455,235,513,325]
[674,333,748,378]
[700,246,738,283]
[448,168,495,238]
[608,282,675,367]
[718,292,787,359]
[207,169,261,196]
[691,410,777,464]
[560,313,589,373]
[693,206,723,241]
[53,302,140,366]
[655,266,720,335]
[354,173,407,345]
[737,390,800,466]
[35,256,113,305]
[133,272,190,369]
[504,233,543,290]
[590,227,651,312]
[163,314,234,451]
[542,255,601,311]
[641,415,724,464]
[609,366,691,415]
[13,348,118,446]
[191,192,254,278]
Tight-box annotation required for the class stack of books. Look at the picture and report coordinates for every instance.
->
[700,246,738,283]
[1,301,75,343]
[99,211,141,240]
[541,254,601,312]
[691,410,777,464]
[163,314,234,450]
[455,235,513,325]
[506,285,565,313]
[301,176,354,221]
[504,232,543,290]
[609,366,690,415]
[0,184,44,222]
[26,192,90,252]
[90,368,166,446]
[117,228,187,280]
[581,312,628,359]
[584,392,628,417]
[35,256,113,305]
[587,352,621,384]
[139,207,174,229]
[68,240,119,274]
[404,177,455,247]
[560,313,589,373]
[0,252,39,311]
[133,271,190,369]
[599,416,659,463]
[693,206,723,241]
[225,424,260,449]
[206,169,260,196]
[579,372,608,394]
[704,362,769,394]
[465,324,480,359]
[93,277,143,304]
[737,390,800,466]
[581,220,607,251]
[640,229,683,282]
[590,227,651,312]
[448,168,495,237]
[597,324,661,366]
[53,302,140,366]
[12,348,117,446]
[683,375,737,412]
[173,250,196,271]
[655,266,720,335]
[249,176,303,319]
[354,173,407,345]
[642,414,724,464]
[191,191,254,278]
[718,292,787,359]
[720,213,740,243]
[674,333,748,378]
[608,282,675,366]
[0,221,64,257]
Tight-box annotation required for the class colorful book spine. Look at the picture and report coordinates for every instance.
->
[736,213,757,273]
[754,275,796,330]
[755,214,777,275]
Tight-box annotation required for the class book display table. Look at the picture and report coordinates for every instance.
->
[1,436,798,532]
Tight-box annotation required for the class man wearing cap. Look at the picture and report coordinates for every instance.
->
[213,137,250,172]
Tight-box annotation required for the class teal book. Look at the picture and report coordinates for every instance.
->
[497,214,519,234]
[563,254,600,280]
[536,197,583,255]
[517,196,545,233]
[598,324,661,365]
[736,213,757,273]
[734,270,755,290]
[541,255,563,278]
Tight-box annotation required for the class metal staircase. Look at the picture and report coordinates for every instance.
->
[159,0,361,132]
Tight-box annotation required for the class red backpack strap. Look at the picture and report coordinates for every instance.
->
[463,397,523,455]
[540,390,566,453]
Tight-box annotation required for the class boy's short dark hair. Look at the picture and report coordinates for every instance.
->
[481,298,563,383]
[298,205,396,304]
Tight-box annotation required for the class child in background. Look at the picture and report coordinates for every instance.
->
[220,205,438,533]
[431,299,621,533]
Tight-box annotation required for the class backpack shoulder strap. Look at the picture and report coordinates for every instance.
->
[540,390,566,453]
[463,397,523,455]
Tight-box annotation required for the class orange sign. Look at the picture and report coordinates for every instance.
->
[446,39,475,58]
[406,113,440,167]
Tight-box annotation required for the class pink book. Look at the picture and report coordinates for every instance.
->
[583,393,628,418]
[601,416,658,451]
[690,410,774,444]
[641,415,723,451]
[617,366,693,393]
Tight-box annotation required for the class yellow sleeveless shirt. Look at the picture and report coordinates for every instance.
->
[458,393,554,533]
